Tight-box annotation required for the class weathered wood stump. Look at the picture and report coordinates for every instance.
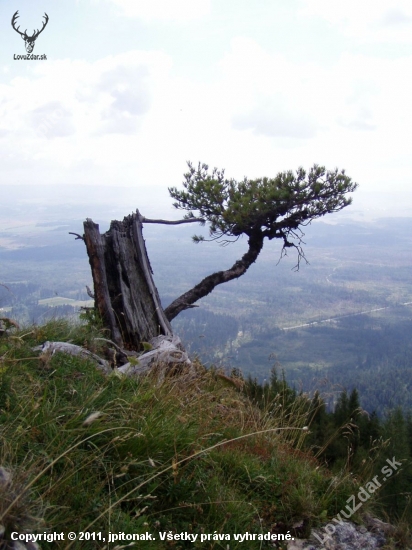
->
[83,210,172,350]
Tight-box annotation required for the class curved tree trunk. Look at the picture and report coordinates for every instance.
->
[164,231,264,321]
[83,210,172,350]
[82,209,264,349]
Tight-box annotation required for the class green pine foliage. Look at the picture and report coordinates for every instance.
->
[377,409,412,520]
[169,162,357,244]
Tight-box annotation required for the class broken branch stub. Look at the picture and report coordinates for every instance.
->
[83,210,172,350]
[32,335,192,379]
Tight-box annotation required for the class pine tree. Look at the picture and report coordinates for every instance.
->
[165,162,357,320]
[379,408,412,520]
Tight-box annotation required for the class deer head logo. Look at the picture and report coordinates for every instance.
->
[11,11,49,54]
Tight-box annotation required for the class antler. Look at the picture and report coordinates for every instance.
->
[11,11,25,36]
[11,11,49,39]
[32,13,49,40]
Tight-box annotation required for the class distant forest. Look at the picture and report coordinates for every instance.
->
[172,306,412,415]
[1,214,412,417]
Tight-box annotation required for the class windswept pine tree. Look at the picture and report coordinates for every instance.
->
[166,162,358,320]
[82,162,357,350]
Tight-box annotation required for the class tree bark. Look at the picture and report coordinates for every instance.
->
[82,209,264,348]
[83,210,172,350]
[164,231,264,321]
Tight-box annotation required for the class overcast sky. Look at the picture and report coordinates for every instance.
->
[1,0,412,217]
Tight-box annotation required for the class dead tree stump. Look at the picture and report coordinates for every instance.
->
[83,210,172,350]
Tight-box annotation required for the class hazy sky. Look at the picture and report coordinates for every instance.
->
[1,0,412,216]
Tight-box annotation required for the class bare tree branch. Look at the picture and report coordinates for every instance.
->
[141,217,205,225]
[69,232,84,241]
[86,285,95,299]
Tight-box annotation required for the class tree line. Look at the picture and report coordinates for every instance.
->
[243,370,412,523]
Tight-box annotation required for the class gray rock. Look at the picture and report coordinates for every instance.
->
[288,517,402,550]
[0,466,12,486]
[0,466,42,550]
[287,539,317,549]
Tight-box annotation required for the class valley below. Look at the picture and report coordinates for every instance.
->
[1,186,412,415]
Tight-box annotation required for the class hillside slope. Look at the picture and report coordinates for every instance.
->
[0,320,410,549]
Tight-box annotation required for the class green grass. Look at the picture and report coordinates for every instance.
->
[0,319,392,549]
